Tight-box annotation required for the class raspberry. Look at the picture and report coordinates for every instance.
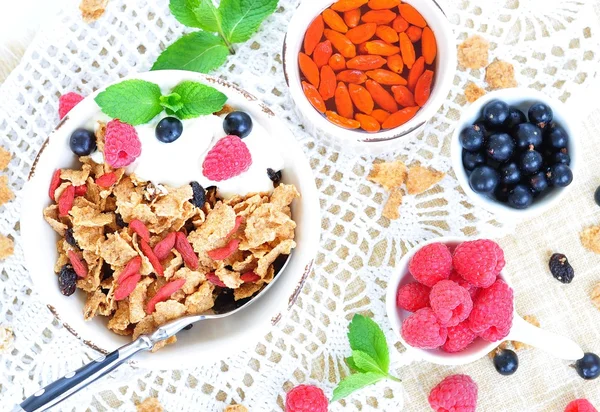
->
[428,374,478,412]
[468,279,514,342]
[396,282,431,312]
[202,135,252,181]
[430,280,473,327]
[409,243,452,287]
[104,119,142,168]
[58,92,84,119]
[441,321,477,353]
[449,270,479,300]
[453,239,503,288]
[402,307,448,349]
[285,384,328,412]
[565,399,598,412]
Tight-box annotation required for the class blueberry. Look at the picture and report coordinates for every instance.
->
[493,349,519,376]
[528,102,553,128]
[156,117,183,143]
[486,133,515,162]
[69,128,97,156]
[513,123,543,149]
[595,186,600,206]
[547,164,573,187]
[544,122,569,149]
[494,184,512,203]
[552,150,571,166]
[528,172,549,193]
[482,100,510,127]
[519,147,543,175]
[500,162,521,185]
[469,165,499,194]
[474,121,490,137]
[223,111,253,138]
[460,125,485,152]
[508,185,534,209]
[504,107,527,129]
[462,150,486,171]
[574,352,600,380]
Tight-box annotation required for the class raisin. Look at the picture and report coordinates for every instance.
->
[267,168,282,185]
[59,265,77,296]
[549,253,574,284]
[64,228,78,248]
[189,181,206,209]
[115,213,126,228]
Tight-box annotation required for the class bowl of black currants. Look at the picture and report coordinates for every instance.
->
[451,88,578,217]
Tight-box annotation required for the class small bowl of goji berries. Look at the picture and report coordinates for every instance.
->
[283,0,456,154]
[385,237,584,365]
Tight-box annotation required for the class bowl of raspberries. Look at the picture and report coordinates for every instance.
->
[385,237,584,365]
[451,88,578,218]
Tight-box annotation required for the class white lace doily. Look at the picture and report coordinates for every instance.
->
[1,0,600,410]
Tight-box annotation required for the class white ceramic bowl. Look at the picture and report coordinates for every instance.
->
[451,88,580,220]
[283,0,457,155]
[385,236,584,365]
[20,71,321,370]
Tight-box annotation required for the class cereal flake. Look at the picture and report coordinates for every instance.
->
[80,0,109,23]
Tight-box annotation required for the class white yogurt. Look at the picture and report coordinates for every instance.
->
[92,111,285,199]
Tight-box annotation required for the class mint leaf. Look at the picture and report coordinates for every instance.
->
[220,0,279,43]
[95,79,163,125]
[348,315,390,373]
[170,0,202,27]
[346,357,363,373]
[151,31,229,73]
[331,372,386,402]
[159,93,184,112]
[194,0,222,33]
[170,81,227,119]
[351,350,387,375]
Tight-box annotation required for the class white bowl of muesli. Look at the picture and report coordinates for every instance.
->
[20,71,320,369]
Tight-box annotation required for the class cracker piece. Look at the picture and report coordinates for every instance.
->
[581,226,600,254]
[185,282,215,315]
[406,165,445,195]
[591,283,600,311]
[153,300,186,325]
[61,164,91,186]
[43,205,68,236]
[173,267,206,294]
[107,300,130,333]
[0,325,14,354]
[485,60,518,90]
[225,405,248,412]
[465,82,486,103]
[243,204,296,249]
[256,239,295,278]
[367,161,407,191]
[100,232,138,266]
[215,267,243,289]
[129,277,154,324]
[382,188,403,220]
[0,175,14,206]
[80,0,108,23]
[70,205,113,227]
[0,235,14,260]
[0,147,11,170]
[458,35,489,69]
[270,184,300,209]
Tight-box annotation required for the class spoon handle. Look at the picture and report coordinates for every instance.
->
[506,315,584,361]
[15,336,153,412]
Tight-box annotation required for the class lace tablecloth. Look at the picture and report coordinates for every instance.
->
[1,0,600,410]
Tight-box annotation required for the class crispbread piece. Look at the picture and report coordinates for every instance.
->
[458,35,490,70]
[382,188,403,220]
[406,165,445,195]
[367,160,407,190]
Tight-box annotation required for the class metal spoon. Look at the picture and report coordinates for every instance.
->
[14,254,292,412]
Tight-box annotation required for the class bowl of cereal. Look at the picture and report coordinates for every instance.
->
[20,70,320,369]
[283,0,457,154]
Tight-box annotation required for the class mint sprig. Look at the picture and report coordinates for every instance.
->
[94,79,227,125]
[332,315,400,403]
[152,0,278,72]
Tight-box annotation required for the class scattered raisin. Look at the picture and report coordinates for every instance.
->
[267,168,282,185]
[115,213,126,228]
[189,181,206,209]
[64,228,78,248]
[59,265,77,296]
[549,253,574,284]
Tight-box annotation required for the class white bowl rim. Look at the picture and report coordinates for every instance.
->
[385,236,507,366]
[20,70,321,369]
[283,0,457,144]
[450,87,580,220]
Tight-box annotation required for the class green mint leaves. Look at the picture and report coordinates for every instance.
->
[332,315,400,403]
[94,79,227,125]
[152,0,278,73]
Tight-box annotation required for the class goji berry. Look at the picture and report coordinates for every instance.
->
[207,238,241,261]
[49,169,62,201]
[414,70,434,107]
[325,111,361,129]
[117,256,142,284]
[68,250,88,278]
[302,81,327,113]
[348,83,374,114]
[365,80,398,113]
[335,82,355,118]
[153,232,177,261]
[139,238,164,276]
[114,272,141,301]
[346,23,377,44]
[299,52,320,87]
[130,219,150,243]
[58,185,75,217]
[145,278,186,314]
[319,66,337,101]
[96,172,117,188]
[313,40,333,68]
[74,185,87,196]
[323,9,348,33]
[175,232,199,270]
[206,272,227,288]
[304,15,324,55]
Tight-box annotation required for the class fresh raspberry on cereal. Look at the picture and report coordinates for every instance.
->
[429,280,473,327]
[202,135,252,181]
[396,282,431,312]
[468,279,514,342]
[402,307,448,349]
[103,119,142,168]
[409,242,452,287]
